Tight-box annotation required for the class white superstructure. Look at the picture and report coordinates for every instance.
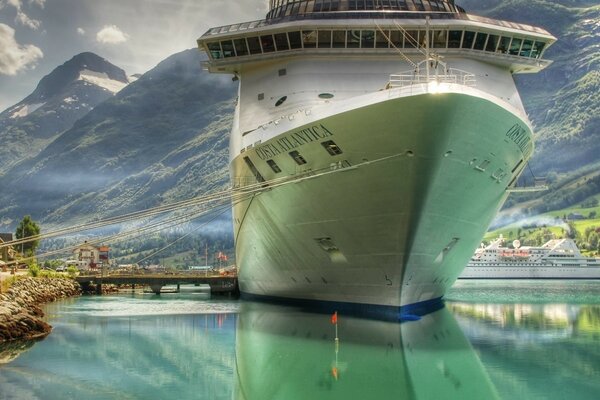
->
[461,237,600,279]
[197,1,556,319]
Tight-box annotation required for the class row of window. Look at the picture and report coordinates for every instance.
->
[245,140,343,177]
[207,28,546,61]
[267,0,460,19]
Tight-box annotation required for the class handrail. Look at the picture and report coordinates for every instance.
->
[387,68,476,88]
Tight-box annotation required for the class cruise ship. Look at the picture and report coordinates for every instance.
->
[197,0,556,320]
[460,237,600,279]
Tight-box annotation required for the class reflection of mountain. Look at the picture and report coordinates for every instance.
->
[0,297,237,399]
[449,302,600,399]
[234,304,498,400]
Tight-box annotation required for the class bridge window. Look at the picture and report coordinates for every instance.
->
[207,42,222,59]
[390,30,403,48]
[376,30,389,48]
[332,30,346,48]
[247,36,262,54]
[303,30,317,48]
[234,38,249,56]
[318,30,332,48]
[473,32,487,50]
[532,41,545,58]
[497,36,511,53]
[207,28,546,62]
[221,40,235,57]
[288,31,302,49]
[261,35,276,52]
[509,37,522,55]
[485,34,499,52]
[520,39,533,57]
[347,30,360,48]
[404,30,420,48]
[274,33,290,50]
[448,30,462,48]
[432,30,447,48]
[361,30,375,48]
[462,31,475,49]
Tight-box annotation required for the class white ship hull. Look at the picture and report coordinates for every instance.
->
[460,266,600,279]
[232,87,530,316]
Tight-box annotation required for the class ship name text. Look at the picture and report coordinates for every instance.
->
[255,124,334,160]
[505,123,532,157]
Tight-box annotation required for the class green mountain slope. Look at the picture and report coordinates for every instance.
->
[462,0,600,173]
[0,49,236,229]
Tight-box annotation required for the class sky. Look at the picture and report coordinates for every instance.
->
[0,0,268,112]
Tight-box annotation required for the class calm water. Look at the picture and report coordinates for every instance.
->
[0,281,598,399]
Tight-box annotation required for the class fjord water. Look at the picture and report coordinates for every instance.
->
[0,281,598,399]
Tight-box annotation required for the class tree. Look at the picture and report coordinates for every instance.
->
[589,232,599,251]
[15,215,41,256]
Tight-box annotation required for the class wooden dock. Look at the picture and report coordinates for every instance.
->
[75,273,238,295]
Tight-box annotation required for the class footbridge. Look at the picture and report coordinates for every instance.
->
[75,272,238,295]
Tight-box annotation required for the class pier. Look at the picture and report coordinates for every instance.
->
[75,272,238,295]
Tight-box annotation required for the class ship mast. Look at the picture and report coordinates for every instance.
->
[425,16,430,83]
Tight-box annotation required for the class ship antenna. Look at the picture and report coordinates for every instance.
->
[425,16,430,83]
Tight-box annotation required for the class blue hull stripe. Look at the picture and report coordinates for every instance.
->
[240,292,445,322]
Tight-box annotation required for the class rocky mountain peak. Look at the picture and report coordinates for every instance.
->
[27,52,129,101]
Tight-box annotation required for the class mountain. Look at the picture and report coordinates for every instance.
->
[0,49,236,230]
[461,0,600,174]
[0,52,129,176]
[1,1,598,235]
[458,0,600,229]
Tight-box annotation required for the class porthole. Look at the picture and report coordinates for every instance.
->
[275,96,287,107]
[318,93,334,99]
[406,150,414,157]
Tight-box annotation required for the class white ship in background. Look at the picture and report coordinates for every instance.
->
[460,237,600,279]
[197,0,556,320]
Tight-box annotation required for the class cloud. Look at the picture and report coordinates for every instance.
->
[77,27,85,35]
[0,0,43,30]
[0,23,43,75]
[96,25,129,44]
[15,10,41,29]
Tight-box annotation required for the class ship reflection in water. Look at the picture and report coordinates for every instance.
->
[0,291,599,399]
[234,304,498,400]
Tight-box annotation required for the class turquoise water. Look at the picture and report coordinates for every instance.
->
[0,281,598,399]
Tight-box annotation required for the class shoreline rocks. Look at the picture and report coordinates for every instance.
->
[0,277,81,343]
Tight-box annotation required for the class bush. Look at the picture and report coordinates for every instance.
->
[67,266,78,277]
[28,263,40,277]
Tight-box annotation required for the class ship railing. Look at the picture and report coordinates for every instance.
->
[387,68,476,89]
